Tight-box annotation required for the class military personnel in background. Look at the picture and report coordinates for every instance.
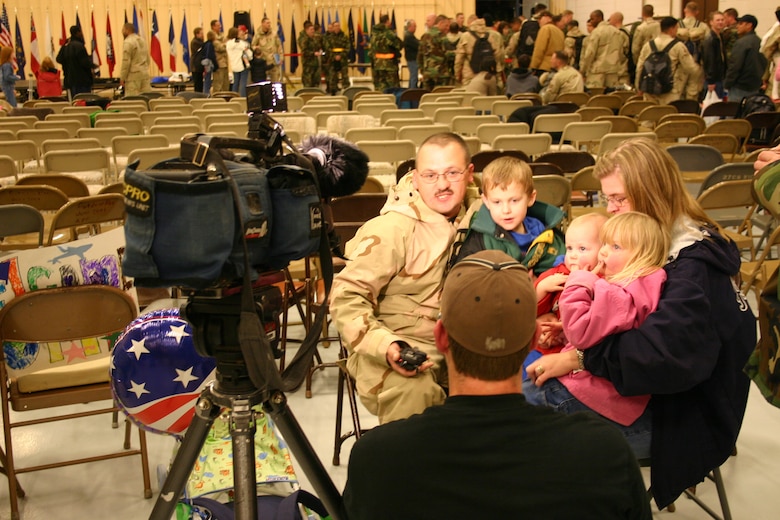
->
[323,21,351,94]
[540,50,585,103]
[420,14,453,90]
[298,22,322,88]
[530,12,564,73]
[252,17,283,83]
[455,18,505,87]
[120,23,152,96]
[610,13,631,85]
[563,20,586,69]
[370,14,403,91]
[579,10,628,89]
[677,2,709,100]
[210,19,230,93]
[632,5,661,68]
[722,8,739,59]
[635,17,698,104]
[445,21,461,84]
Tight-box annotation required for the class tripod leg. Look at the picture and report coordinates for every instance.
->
[148,394,222,520]
[228,401,258,520]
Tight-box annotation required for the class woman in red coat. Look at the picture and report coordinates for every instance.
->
[36,56,63,98]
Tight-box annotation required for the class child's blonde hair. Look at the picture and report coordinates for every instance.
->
[601,212,669,285]
[481,157,534,196]
[566,213,608,239]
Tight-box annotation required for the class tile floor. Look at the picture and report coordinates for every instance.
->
[1,302,780,519]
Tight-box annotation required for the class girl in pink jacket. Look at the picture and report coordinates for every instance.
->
[530,212,669,426]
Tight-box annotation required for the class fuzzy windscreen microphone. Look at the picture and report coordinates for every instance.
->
[299,135,369,198]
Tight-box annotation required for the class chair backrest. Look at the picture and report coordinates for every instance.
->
[155,116,202,129]
[509,93,543,105]
[301,103,346,119]
[190,98,229,110]
[476,122,530,145]
[433,107,475,125]
[16,128,71,152]
[535,151,595,174]
[471,150,531,173]
[352,94,395,110]
[492,133,552,158]
[344,126,398,143]
[139,110,182,129]
[556,92,590,106]
[152,104,195,117]
[358,177,386,193]
[532,113,582,135]
[666,144,724,172]
[533,175,572,209]
[3,140,40,172]
[384,117,435,130]
[419,101,459,119]
[356,140,416,164]
[636,105,678,127]
[62,106,103,116]
[570,166,600,192]
[657,113,706,135]
[669,99,701,114]
[398,124,451,146]
[696,179,754,211]
[559,121,613,151]
[471,95,508,114]
[41,138,103,155]
[398,88,429,109]
[492,100,533,121]
[704,119,751,140]
[529,162,564,176]
[202,112,248,128]
[112,134,170,170]
[45,113,91,128]
[126,147,179,170]
[149,124,202,144]
[207,122,249,135]
[272,114,317,137]
[0,155,17,181]
[330,193,388,223]
[15,174,91,198]
[46,194,126,245]
[701,101,740,118]
[0,121,30,134]
[594,115,638,133]
[697,162,756,196]
[325,114,376,136]
[379,109,425,124]
[316,110,356,131]
[0,204,44,249]
[608,90,636,105]
[94,117,144,135]
[620,101,661,118]
[598,132,657,156]
[3,115,38,127]
[43,148,111,178]
[688,134,740,157]
[586,95,622,111]
[176,90,210,102]
[149,97,186,110]
[357,103,403,119]
[0,185,70,211]
[193,108,234,126]
[0,129,15,142]
[450,115,501,136]
[576,106,617,122]
[306,95,348,107]
[653,120,701,142]
[77,126,129,147]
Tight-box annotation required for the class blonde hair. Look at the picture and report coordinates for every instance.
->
[41,56,56,71]
[481,157,534,196]
[566,213,608,238]
[601,212,670,285]
[593,138,716,232]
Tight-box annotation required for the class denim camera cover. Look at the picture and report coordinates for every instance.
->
[123,160,272,288]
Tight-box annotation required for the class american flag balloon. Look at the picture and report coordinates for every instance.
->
[111,308,216,437]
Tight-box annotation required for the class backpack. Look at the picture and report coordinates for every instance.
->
[621,23,640,80]
[737,94,775,118]
[516,19,540,58]
[639,39,679,95]
[571,35,585,70]
[679,19,702,62]
[469,32,494,73]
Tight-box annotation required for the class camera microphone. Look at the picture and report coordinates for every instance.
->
[299,135,369,199]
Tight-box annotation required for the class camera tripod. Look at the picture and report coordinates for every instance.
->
[148,291,346,520]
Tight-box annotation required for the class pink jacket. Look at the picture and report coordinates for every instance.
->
[557,268,666,425]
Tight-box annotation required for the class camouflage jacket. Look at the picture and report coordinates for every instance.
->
[580,21,627,75]
[419,27,451,79]
[369,24,402,70]
[324,30,351,63]
[251,30,283,66]
[298,31,322,59]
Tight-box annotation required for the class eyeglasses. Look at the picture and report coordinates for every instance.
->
[601,193,629,207]
[416,166,469,184]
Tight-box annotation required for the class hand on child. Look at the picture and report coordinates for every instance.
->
[537,273,568,294]
[590,260,605,277]
[538,320,565,349]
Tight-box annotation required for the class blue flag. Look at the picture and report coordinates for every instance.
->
[14,14,25,77]
[290,15,298,73]
[219,11,223,33]
[277,9,285,72]
[180,13,189,68]
[132,6,139,35]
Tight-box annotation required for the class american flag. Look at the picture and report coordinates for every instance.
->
[0,3,15,69]
[111,308,216,437]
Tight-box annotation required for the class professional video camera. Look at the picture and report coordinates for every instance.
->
[121,82,369,520]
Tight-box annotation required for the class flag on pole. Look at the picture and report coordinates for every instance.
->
[336,10,340,23]
[90,11,101,72]
[168,13,176,72]
[327,10,331,28]
[290,15,298,73]
[1,5,15,70]
[30,13,41,76]
[59,10,67,46]
[347,9,355,62]
[391,9,397,32]
[357,8,366,72]
[149,11,163,72]
[44,12,54,62]
[180,13,189,69]
[370,10,376,31]
[124,10,128,25]
[321,8,326,34]
[314,11,319,31]
[277,9,285,72]
[14,14,25,77]
[219,11,223,33]
[106,12,116,77]
[138,8,145,40]
[76,10,82,32]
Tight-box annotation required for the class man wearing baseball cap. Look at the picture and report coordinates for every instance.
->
[343,250,650,519]
[724,14,764,104]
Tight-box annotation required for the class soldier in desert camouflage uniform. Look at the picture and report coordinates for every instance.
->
[579,10,628,89]
[369,14,402,91]
[420,15,454,90]
[323,21,351,94]
[298,22,322,88]
[251,17,283,83]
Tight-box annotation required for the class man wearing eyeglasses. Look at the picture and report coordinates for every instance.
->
[330,133,475,424]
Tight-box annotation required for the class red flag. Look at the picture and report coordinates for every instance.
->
[60,11,67,46]
[149,11,163,72]
[106,12,116,77]
[30,14,41,76]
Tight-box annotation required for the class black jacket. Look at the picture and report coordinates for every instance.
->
[724,31,763,90]
[701,32,725,85]
[56,36,93,89]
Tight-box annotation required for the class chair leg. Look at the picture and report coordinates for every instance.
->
[333,344,363,466]
[123,415,132,450]
[0,444,25,499]
[138,428,153,499]
[682,466,731,520]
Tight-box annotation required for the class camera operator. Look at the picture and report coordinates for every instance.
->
[329,133,476,425]
[343,250,650,520]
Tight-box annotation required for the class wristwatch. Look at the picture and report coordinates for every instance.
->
[575,349,585,371]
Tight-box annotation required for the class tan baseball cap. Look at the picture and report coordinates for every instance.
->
[440,250,537,357]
